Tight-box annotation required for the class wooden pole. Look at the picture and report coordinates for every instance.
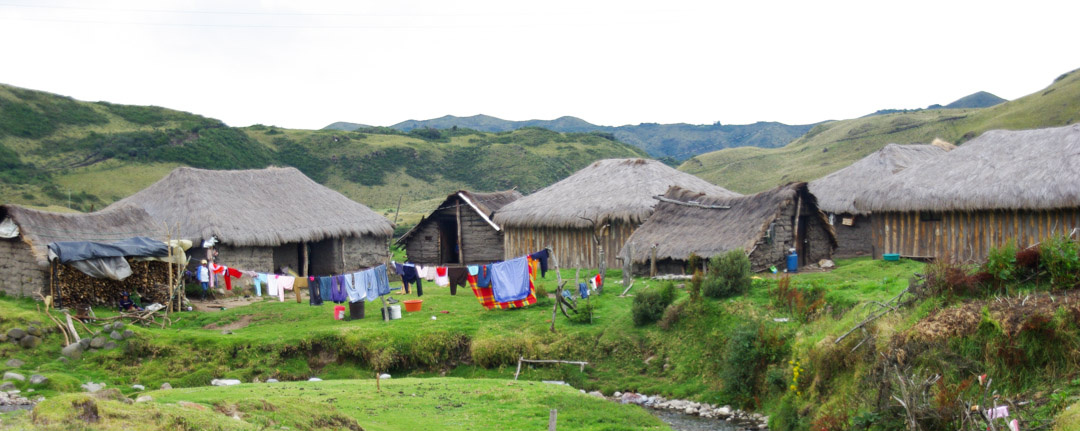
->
[622,242,633,287]
[298,242,308,303]
[165,223,173,314]
[455,202,464,264]
[548,409,558,431]
[392,195,403,225]
[650,245,657,278]
[549,247,564,332]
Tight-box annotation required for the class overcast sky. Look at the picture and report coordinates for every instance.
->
[2,0,1077,129]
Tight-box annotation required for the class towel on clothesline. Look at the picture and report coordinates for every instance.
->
[491,257,530,303]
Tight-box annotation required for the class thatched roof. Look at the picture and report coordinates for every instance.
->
[619,183,834,264]
[493,158,740,229]
[108,167,393,246]
[396,189,522,244]
[0,204,163,268]
[808,143,951,215]
[854,125,1080,212]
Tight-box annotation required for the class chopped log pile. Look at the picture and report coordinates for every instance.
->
[54,259,174,307]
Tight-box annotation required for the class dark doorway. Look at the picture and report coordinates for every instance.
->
[797,215,810,266]
[438,218,459,264]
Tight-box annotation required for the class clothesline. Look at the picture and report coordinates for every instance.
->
[204,260,393,305]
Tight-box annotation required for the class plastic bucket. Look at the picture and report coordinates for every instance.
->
[334,305,346,320]
[883,253,900,261]
[403,299,423,312]
[390,305,402,320]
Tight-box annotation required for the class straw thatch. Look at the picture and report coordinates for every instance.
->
[808,143,951,215]
[494,158,739,229]
[108,166,393,246]
[619,183,834,264]
[396,189,522,244]
[0,204,163,268]
[855,125,1080,212]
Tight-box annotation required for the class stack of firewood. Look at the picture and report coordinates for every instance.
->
[55,259,173,307]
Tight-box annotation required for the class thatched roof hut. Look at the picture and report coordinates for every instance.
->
[620,183,835,272]
[855,126,1080,213]
[396,189,523,264]
[809,142,952,215]
[495,158,738,229]
[0,204,164,298]
[109,166,393,246]
[494,158,740,268]
[851,125,1080,262]
[1,204,162,268]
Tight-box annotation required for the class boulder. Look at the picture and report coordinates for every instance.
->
[136,395,153,403]
[3,372,26,382]
[0,382,15,391]
[122,330,134,340]
[78,338,92,349]
[160,382,172,390]
[265,379,279,383]
[6,328,26,341]
[620,392,645,405]
[81,381,105,392]
[715,406,732,417]
[29,375,47,385]
[211,379,242,386]
[587,391,605,398]
[25,326,42,337]
[110,331,123,341]
[89,337,106,349]
[19,335,41,349]
[4,358,24,368]
[113,322,126,332]
[61,343,84,359]
[819,259,836,269]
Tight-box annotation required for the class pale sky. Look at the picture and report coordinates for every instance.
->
[2,0,1077,129]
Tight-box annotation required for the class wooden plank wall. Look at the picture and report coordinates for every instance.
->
[872,209,1080,263]
[504,221,638,268]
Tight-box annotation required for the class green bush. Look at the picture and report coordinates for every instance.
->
[984,241,1018,283]
[1040,235,1080,288]
[178,369,214,388]
[568,302,594,324]
[703,249,752,298]
[657,301,684,330]
[719,322,788,409]
[632,284,676,326]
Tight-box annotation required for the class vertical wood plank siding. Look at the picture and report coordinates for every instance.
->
[503,221,639,268]
[872,209,1080,263]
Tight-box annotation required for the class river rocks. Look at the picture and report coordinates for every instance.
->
[6,328,26,341]
[160,382,172,390]
[0,382,15,391]
[82,381,105,392]
[110,331,123,340]
[612,391,768,429]
[0,389,36,409]
[62,343,83,359]
[619,392,646,405]
[19,335,41,349]
[588,391,604,398]
[211,379,242,386]
[5,359,24,368]
[89,336,106,349]
[3,372,25,382]
[29,375,47,385]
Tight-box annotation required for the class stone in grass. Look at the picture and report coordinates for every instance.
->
[307,377,322,382]
[62,343,84,360]
[25,326,42,337]
[211,379,242,386]
[132,384,145,390]
[265,379,279,383]
[79,338,92,349]
[6,328,26,341]
[89,337,106,349]
[4,372,26,382]
[103,342,117,350]
[136,395,152,403]
[5,359,24,368]
[110,331,123,341]
[113,322,125,332]
[0,333,7,343]
[20,335,41,349]
[29,375,47,385]
[122,330,134,340]
[160,382,172,390]
[0,382,15,391]
[81,382,105,392]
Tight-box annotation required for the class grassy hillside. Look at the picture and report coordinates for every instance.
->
[328,114,816,160]
[681,69,1080,193]
[0,84,646,218]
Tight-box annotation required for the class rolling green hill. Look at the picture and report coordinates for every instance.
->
[680,69,1080,193]
[0,84,647,220]
[326,114,816,161]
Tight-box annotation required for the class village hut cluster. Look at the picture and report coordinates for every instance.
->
[5,125,1079,302]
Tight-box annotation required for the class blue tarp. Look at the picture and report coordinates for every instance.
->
[47,236,168,264]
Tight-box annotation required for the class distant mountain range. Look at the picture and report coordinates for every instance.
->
[862,91,1007,117]
[325,115,817,161]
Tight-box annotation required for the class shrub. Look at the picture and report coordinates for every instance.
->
[922,261,981,297]
[687,253,703,274]
[1040,235,1080,288]
[178,369,213,387]
[632,284,675,326]
[984,241,1018,283]
[773,277,826,322]
[658,301,684,330]
[567,302,594,324]
[720,322,788,408]
[687,270,703,304]
[702,249,752,298]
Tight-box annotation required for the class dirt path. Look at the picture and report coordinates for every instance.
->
[190,296,265,312]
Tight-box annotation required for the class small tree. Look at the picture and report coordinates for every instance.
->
[703,249,752,298]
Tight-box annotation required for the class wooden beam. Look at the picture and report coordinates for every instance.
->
[456,202,464,264]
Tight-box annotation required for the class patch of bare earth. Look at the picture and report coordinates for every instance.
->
[202,315,253,330]
[910,290,1080,341]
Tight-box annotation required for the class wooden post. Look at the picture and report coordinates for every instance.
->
[515,356,523,380]
[455,202,464,264]
[165,223,173,314]
[298,242,308,303]
[548,409,558,431]
[622,242,633,287]
[549,248,563,333]
[392,195,403,225]
[650,244,657,278]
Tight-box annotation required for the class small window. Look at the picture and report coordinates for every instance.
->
[919,211,941,222]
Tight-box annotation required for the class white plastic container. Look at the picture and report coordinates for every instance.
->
[390,305,402,320]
